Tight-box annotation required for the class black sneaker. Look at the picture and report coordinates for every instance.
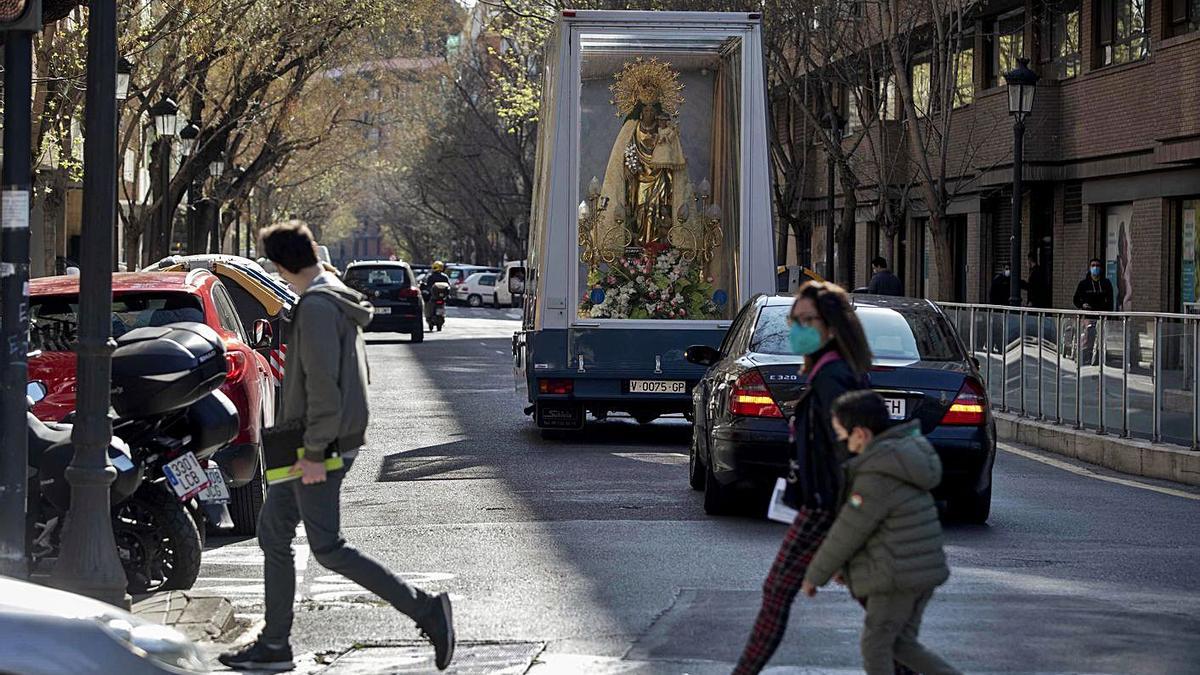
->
[218,640,295,672]
[419,593,455,671]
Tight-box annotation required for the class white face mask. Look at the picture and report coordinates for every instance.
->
[1003,270,1011,277]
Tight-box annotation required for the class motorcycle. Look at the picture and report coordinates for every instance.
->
[27,322,239,594]
[424,281,451,332]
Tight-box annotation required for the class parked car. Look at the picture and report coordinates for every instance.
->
[0,575,206,674]
[29,271,277,535]
[685,294,996,523]
[343,260,424,342]
[456,271,499,307]
[494,260,526,308]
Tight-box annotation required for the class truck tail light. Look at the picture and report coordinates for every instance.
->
[538,379,573,395]
[940,378,988,426]
[225,351,248,383]
[730,370,782,418]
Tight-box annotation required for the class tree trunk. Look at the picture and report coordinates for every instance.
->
[835,167,859,288]
[927,211,955,300]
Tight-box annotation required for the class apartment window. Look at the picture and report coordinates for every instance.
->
[990,10,1026,87]
[912,57,932,116]
[879,73,899,120]
[1167,0,1200,36]
[1097,0,1149,66]
[1041,0,1082,78]
[953,47,975,107]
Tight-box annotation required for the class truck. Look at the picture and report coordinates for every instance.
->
[512,10,777,432]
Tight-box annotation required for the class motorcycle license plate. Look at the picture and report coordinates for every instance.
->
[435,306,446,316]
[198,468,231,504]
[375,306,391,315]
[162,452,211,501]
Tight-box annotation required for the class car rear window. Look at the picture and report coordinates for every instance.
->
[31,292,205,352]
[345,266,409,288]
[750,304,962,362]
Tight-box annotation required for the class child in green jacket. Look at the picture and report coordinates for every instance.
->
[800,390,960,675]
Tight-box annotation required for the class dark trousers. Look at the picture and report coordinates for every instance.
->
[861,591,959,675]
[258,459,434,643]
[733,507,915,675]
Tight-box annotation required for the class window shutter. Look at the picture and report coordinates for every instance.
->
[1099,0,1115,44]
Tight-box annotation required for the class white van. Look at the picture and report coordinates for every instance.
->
[494,260,526,308]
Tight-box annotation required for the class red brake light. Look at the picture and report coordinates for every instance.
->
[538,378,573,395]
[730,370,782,418]
[941,378,988,426]
[399,287,420,298]
[225,351,247,382]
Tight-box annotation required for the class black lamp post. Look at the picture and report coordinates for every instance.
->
[208,156,225,253]
[149,96,179,263]
[50,0,129,607]
[178,122,202,253]
[1005,57,1038,307]
[115,56,132,103]
[821,111,843,282]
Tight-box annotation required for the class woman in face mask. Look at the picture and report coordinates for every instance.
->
[735,280,880,675]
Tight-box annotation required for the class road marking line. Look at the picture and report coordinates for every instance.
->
[1000,444,1200,501]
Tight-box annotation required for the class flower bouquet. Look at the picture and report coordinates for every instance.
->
[579,242,723,320]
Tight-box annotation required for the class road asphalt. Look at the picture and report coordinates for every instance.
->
[197,308,1200,674]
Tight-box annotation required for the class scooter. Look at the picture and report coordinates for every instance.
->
[425,281,451,332]
[27,322,239,594]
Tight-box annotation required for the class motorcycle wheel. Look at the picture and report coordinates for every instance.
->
[113,485,202,595]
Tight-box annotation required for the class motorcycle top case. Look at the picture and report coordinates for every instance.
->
[111,322,227,418]
[182,389,239,460]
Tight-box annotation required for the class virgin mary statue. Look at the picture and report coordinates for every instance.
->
[591,59,696,256]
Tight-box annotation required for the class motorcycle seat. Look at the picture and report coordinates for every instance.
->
[27,412,71,463]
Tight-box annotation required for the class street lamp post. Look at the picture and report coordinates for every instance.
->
[208,157,225,253]
[50,0,129,607]
[821,111,843,282]
[178,122,201,253]
[149,96,179,263]
[114,56,132,271]
[1005,57,1038,307]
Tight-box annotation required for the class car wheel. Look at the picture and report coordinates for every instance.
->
[703,459,733,516]
[949,486,992,524]
[411,324,425,343]
[228,458,265,536]
[468,294,483,308]
[688,425,705,491]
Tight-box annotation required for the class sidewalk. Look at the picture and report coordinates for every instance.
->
[132,590,237,643]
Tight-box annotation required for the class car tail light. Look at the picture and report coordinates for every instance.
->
[730,370,782,418]
[538,378,573,395]
[398,287,420,298]
[941,378,988,426]
[225,351,248,382]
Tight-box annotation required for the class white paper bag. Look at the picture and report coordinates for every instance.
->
[767,477,799,524]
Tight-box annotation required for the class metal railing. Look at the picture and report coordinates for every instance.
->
[937,302,1200,450]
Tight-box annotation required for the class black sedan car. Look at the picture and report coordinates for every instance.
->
[343,261,425,342]
[685,294,995,523]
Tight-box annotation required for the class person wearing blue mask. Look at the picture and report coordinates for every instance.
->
[735,281,890,675]
[1072,258,1114,365]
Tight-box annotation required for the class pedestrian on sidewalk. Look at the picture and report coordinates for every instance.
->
[867,257,904,297]
[734,280,893,674]
[801,391,959,675]
[220,221,455,672]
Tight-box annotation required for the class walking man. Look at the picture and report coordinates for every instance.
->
[866,257,904,296]
[220,221,454,672]
[1072,257,1114,366]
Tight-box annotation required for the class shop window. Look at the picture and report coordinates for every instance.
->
[1101,203,1134,311]
[1167,0,1200,37]
[989,10,1026,87]
[1096,0,1149,66]
[1040,0,1081,78]
[1179,199,1200,311]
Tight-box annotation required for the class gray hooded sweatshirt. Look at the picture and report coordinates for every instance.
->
[281,272,373,462]
[804,421,949,597]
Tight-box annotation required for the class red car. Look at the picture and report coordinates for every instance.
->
[28,271,276,534]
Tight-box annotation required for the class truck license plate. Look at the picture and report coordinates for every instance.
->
[628,380,686,394]
[198,468,231,504]
[162,452,211,501]
[884,397,907,420]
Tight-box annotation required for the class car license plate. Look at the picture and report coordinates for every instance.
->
[375,306,391,315]
[197,468,231,504]
[162,452,211,501]
[628,380,686,394]
[884,397,907,420]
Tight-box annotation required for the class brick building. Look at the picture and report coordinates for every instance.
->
[796,0,1200,312]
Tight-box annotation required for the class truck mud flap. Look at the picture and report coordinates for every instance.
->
[536,402,584,430]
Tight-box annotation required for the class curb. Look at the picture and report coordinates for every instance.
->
[995,412,1200,486]
[132,591,235,642]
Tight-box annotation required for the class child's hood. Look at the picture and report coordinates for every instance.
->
[850,421,942,490]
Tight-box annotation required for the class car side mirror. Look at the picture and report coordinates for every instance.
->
[685,345,721,368]
[970,356,982,370]
[26,380,47,405]
[253,318,273,349]
[508,275,525,294]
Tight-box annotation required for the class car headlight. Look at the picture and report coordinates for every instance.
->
[102,616,206,671]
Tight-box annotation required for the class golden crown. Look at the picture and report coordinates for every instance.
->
[610,58,685,118]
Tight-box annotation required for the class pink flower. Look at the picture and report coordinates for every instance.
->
[679,309,687,317]
[606,276,616,284]
[707,276,714,283]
